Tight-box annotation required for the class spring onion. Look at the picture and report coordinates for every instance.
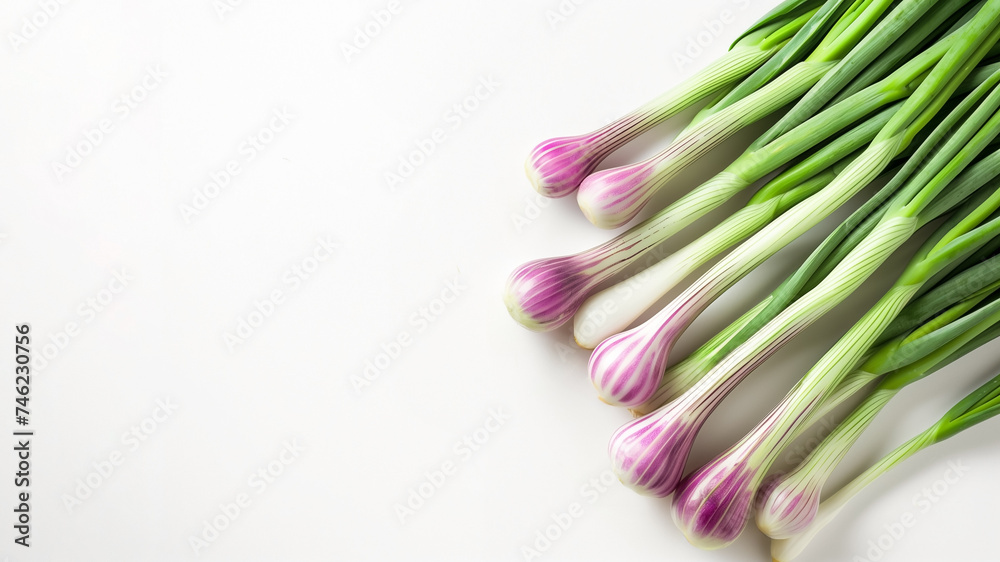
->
[771,363,1000,561]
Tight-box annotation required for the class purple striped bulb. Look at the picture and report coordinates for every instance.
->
[671,452,763,550]
[577,161,658,229]
[608,400,705,497]
[526,106,673,199]
[755,471,821,539]
[503,224,663,332]
[504,255,599,332]
[588,297,699,407]
[526,135,611,199]
[588,325,675,407]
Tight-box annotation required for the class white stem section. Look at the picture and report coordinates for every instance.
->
[574,195,783,349]
[621,42,782,130]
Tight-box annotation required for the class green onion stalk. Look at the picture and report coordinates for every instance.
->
[751,0,976,146]
[797,244,1000,425]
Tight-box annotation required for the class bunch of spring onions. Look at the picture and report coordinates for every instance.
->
[505,0,1000,557]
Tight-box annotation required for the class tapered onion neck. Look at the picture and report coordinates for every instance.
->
[632,299,774,416]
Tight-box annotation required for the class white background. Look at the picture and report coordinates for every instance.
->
[2,1,999,561]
